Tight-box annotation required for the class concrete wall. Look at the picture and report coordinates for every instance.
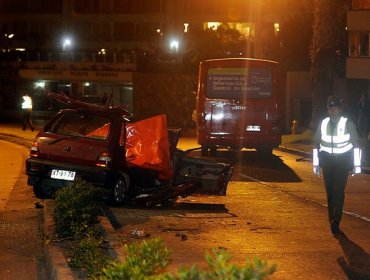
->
[285,71,312,130]
[347,58,370,79]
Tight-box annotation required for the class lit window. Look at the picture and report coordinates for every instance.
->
[34,81,45,89]
[274,23,280,37]
[349,31,370,57]
[207,22,221,30]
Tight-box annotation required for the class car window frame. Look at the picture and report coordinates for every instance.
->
[45,111,113,141]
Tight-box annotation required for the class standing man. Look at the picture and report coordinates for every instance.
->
[312,95,361,234]
[21,91,35,131]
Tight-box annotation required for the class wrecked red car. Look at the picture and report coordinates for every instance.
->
[25,93,233,206]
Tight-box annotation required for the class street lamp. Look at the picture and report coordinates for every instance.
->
[169,39,179,53]
[62,38,71,51]
[61,36,73,61]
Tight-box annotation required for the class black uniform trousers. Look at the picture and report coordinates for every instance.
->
[22,109,34,131]
[320,150,353,225]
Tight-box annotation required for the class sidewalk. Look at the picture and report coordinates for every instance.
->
[280,129,314,157]
[0,123,39,147]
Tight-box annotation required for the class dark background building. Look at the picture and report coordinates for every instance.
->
[0,0,315,130]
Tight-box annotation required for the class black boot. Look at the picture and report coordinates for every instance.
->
[331,221,341,234]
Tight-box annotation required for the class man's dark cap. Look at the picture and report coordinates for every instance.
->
[327,95,343,108]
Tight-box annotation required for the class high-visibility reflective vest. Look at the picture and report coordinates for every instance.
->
[319,116,353,154]
[21,95,32,109]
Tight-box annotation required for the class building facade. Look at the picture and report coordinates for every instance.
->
[346,0,370,138]
[0,0,312,128]
[347,0,370,80]
[0,0,310,54]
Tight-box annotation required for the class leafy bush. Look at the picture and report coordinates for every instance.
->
[162,250,276,280]
[98,238,171,279]
[69,234,113,278]
[54,178,104,238]
[98,239,275,280]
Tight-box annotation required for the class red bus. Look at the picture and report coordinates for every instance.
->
[194,58,282,156]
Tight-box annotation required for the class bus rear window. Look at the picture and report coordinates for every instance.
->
[206,67,273,99]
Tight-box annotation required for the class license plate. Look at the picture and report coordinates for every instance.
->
[246,125,261,131]
[51,169,76,181]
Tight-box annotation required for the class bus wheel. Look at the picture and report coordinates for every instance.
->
[201,146,209,156]
[210,147,217,157]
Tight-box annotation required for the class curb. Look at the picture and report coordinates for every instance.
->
[44,244,75,280]
[43,200,125,279]
[99,216,126,262]
[277,145,370,174]
[43,200,75,280]
[0,134,33,149]
[277,145,312,160]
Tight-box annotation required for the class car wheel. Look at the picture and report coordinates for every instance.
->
[112,176,130,205]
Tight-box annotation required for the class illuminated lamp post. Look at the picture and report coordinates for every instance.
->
[61,37,73,61]
[62,38,71,51]
[170,39,179,53]
[169,39,181,64]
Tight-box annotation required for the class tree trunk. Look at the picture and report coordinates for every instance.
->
[309,0,349,130]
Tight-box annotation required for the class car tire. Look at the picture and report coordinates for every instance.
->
[111,175,130,205]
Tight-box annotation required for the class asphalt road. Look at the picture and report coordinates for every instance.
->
[108,148,370,280]
[0,140,47,280]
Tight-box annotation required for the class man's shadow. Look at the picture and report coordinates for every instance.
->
[335,231,370,279]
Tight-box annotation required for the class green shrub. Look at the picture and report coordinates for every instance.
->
[98,239,275,280]
[69,234,113,278]
[163,249,276,280]
[54,178,104,238]
[98,238,171,279]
